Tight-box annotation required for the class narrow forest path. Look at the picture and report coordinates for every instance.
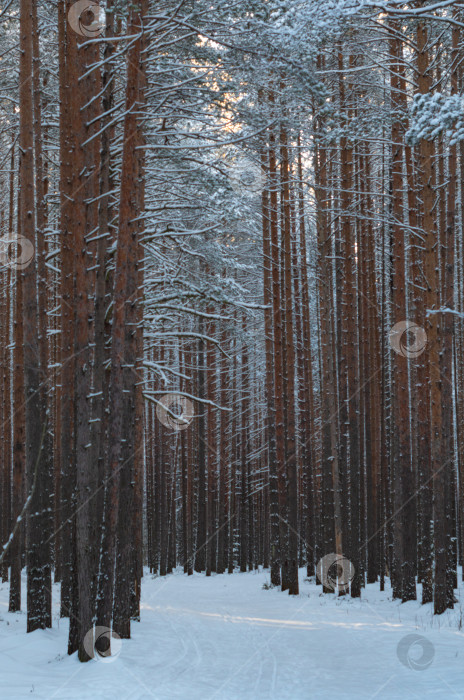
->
[1,569,463,699]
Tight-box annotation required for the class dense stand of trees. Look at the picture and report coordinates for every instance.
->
[1,0,464,661]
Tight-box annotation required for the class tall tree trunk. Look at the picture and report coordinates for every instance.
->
[20,0,52,633]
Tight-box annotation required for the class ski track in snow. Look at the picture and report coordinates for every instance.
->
[1,568,464,699]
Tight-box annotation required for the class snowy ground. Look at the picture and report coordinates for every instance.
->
[1,569,464,699]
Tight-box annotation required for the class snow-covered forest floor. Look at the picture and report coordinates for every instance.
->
[1,570,464,699]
